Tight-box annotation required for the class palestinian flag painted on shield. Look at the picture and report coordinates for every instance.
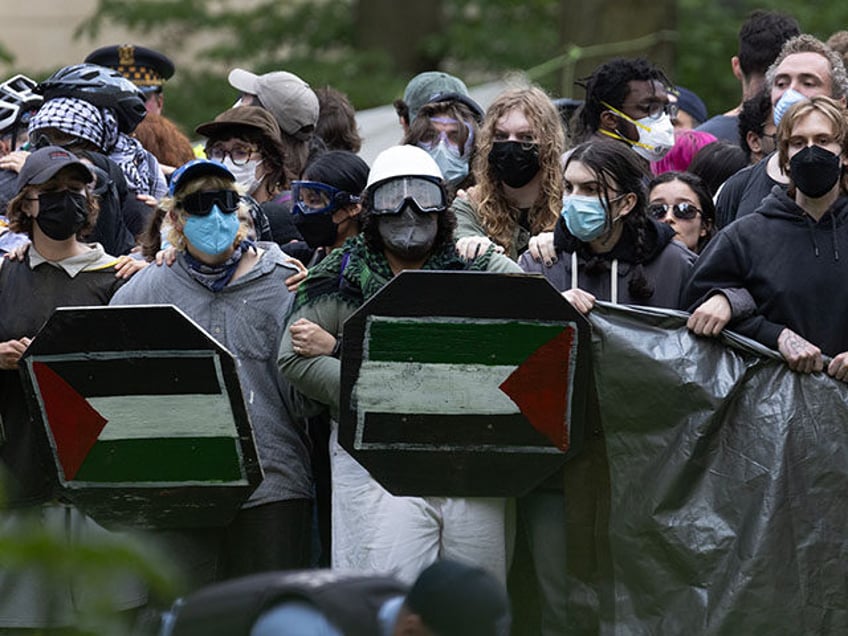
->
[27,351,252,486]
[351,316,577,453]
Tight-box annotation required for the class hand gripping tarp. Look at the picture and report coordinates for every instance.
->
[566,302,848,635]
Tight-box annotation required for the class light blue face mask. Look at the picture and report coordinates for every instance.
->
[562,194,610,242]
[424,139,470,186]
[773,88,807,127]
[183,204,241,256]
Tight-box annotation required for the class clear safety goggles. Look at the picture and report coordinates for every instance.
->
[369,176,445,215]
[291,180,360,215]
[416,117,474,157]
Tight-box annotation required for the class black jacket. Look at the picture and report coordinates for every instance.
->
[685,186,848,356]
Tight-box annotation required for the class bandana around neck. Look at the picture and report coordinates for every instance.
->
[182,239,254,292]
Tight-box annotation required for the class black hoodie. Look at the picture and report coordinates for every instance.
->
[685,185,848,356]
[519,215,695,309]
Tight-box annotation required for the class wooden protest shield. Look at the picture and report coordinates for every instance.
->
[339,271,592,497]
[19,305,262,530]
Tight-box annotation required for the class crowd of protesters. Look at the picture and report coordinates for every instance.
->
[2,9,848,634]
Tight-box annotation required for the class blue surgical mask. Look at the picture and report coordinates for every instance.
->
[425,140,469,186]
[773,88,807,127]
[562,194,610,242]
[183,204,241,256]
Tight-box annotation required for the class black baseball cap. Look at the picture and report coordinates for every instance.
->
[16,146,93,192]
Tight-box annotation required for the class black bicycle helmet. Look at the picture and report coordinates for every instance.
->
[35,63,147,133]
[0,74,42,134]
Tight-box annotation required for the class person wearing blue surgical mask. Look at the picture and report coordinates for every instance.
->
[403,101,479,190]
[516,140,696,635]
[521,139,695,314]
[110,158,315,589]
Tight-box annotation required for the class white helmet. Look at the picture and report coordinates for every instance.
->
[0,74,42,133]
[366,144,443,190]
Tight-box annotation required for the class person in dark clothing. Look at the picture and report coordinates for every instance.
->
[521,140,695,311]
[519,139,695,635]
[0,146,144,627]
[738,88,777,165]
[686,96,848,382]
[158,559,510,636]
[714,34,848,229]
[696,9,799,143]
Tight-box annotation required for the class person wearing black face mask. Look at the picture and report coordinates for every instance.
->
[0,146,146,628]
[290,150,368,264]
[686,95,848,384]
[450,86,565,261]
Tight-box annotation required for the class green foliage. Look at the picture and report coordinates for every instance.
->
[0,505,181,634]
[677,1,848,115]
[75,0,570,134]
[74,0,848,135]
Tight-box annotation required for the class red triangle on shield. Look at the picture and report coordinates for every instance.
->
[32,361,107,480]
[499,327,574,451]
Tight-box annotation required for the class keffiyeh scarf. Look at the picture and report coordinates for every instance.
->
[29,97,157,196]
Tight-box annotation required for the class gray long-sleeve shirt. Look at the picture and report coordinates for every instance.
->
[110,242,312,505]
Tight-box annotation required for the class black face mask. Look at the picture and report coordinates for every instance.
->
[790,145,843,198]
[293,211,339,248]
[35,191,88,240]
[488,141,541,188]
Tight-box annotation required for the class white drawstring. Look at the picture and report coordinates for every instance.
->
[571,251,578,290]
[611,258,618,304]
[572,252,618,303]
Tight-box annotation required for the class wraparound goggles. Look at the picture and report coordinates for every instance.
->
[177,189,240,216]
[368,176,446,216]
[291,180,361,215]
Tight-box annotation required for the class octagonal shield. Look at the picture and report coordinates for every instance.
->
[19,304,262,530]
[339,271,592,497]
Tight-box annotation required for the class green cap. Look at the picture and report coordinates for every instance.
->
[402,71,483,122]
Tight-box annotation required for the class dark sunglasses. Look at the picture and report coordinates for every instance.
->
[178,190,240,216]
[648,202,701,221]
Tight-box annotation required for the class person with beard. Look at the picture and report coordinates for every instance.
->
[686,95,848,382]
[110,159,313,588]
[278,145,521,585]
[0,146,145,628]
[450,85,564,261]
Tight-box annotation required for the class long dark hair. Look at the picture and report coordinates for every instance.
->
[566,140,655,299]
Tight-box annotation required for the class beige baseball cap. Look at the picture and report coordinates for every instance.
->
[228,68,319,139]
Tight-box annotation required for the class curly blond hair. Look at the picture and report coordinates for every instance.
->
[472,85,565,255]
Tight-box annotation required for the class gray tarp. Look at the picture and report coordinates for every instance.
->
[568,302,848,635]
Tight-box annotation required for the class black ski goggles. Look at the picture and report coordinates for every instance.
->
[178,189,240,216]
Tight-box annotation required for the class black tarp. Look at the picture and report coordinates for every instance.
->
[566,302,848,634]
